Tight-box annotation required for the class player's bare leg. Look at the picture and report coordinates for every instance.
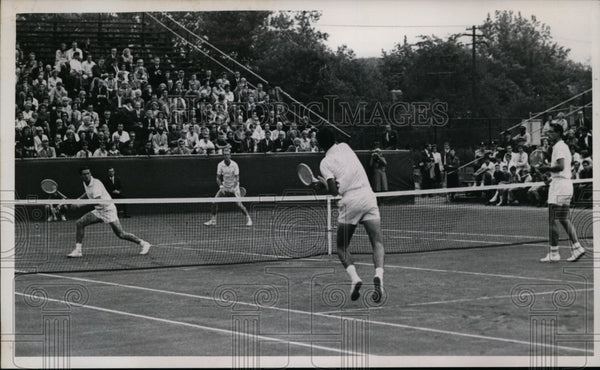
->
[337,223,362,300]
[68,212,103,257]
[235,201,253,226]
[205,190,223,226]
[363,218,385,302]
[109,220,151,255]
[553,204,585,261]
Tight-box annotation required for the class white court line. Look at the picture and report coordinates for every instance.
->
[14,292,364,357]
[23,273,592,354]
[407,287,594,306]
[357,263,588,285]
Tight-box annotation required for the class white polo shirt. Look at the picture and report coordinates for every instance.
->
[551,139,571,179]
[217,160,239,189]
[319,143,372,196]
[83,177,112,210]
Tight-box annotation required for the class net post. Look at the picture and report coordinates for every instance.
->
[326,196,332,255]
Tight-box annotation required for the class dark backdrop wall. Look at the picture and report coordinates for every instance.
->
[15,151,414,199]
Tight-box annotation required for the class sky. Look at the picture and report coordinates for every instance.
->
[312,0,596,65]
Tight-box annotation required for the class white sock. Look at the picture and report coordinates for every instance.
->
[550,246,559,255]
[346,265,360,282]
[375,267,384,280]
[572,242,582,250]
[75,243,82,250]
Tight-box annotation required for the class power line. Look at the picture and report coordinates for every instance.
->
[317,24,470,28]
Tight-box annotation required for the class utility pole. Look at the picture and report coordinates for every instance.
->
[461,26,485,118]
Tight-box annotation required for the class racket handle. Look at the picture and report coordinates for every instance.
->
[57,191,67,199]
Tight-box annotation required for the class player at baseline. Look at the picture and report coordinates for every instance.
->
[67,166,151,257]
[204,148,253,226]
[538,123,585,262]
[315,127,385,302]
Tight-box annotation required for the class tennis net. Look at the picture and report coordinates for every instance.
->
[9,179,593,274]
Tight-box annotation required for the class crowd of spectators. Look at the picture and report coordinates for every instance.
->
[15,42,322,158]
[416,111,592,206]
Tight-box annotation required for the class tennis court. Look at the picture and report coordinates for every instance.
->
[13,184,595,360]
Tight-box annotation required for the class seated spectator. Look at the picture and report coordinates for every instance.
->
[513,145,529,172]
[108,142,121,156]
[258,130,275,153]
[288,137,303,152]
[121,140,137,156]
[473,142,487,166]
[33,126,49,153]
[20,126,36,158]
[271,121,285,140]
[214,132,229,154]
[55,42,68,69]
[577,126,592,152]
[15,112,28,131]
[93,141,109,157]
[239,130,256,153]
[309,138,319,152]
[171,138,192,155]
[111,123,131,148]
[381,124,399,150]
[508,168,533,205]
[273,131,288,152]
[195,127,216,154]
[512,126,531,149]
[37,138,56,158]
[61,130,79,157]
[572,161,581,179]
[474,154,495,186]
[139,141,154,155]
[75,141,92,158]
[555,112,568,131]
[65,41,83,61]
[527,171,548,207]
[151,127,169,154]
[580,159,593,179]
[299,130,311,151]
[52,134,66,157]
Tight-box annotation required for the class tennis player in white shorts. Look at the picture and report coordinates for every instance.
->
[316,128,385,303]
[204,148,253,226]
[538,124,584,262]
[67,167,151,258]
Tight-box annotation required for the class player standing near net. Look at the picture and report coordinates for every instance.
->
[67,166,151,257]
[538,123,585,262]
[204,148,253,226]
[315,127,385,302]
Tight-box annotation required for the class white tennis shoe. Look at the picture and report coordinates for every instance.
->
[246,218,253,226]
[140,240,151,255]
[540,252,560,262]
[567,247,585,262]
[204,219,217,226]
[67,248,83,258]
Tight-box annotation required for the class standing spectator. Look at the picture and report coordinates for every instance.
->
[68,52,84,91]
[445,149,460,195]
[370,144,388,192]
[103,167,130,218]
[381,124,399,150]
[147,57,163,90]
[418,143,434,190]
[81,54,96,87]
[431,144,444,188]
[55,42,68,69]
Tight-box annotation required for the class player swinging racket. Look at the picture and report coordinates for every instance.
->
[204,148,253,226]
[314,127,385,303]
[67,166,151,257]
[537,123,585,262]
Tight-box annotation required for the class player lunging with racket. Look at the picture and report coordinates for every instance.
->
[312,127,385,302]
[204,148,253,226]
[537,124,584,262]
[67,166,151,257]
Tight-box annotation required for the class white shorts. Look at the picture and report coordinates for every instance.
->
[217,186,241,197]
[337,189,380,225]
[548,178,573,206]
[91,205,119,223]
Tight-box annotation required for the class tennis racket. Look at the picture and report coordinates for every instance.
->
[41,179,67,199]
[40,179,69,211]
[529,149,546,172]
[296,163,328,189]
